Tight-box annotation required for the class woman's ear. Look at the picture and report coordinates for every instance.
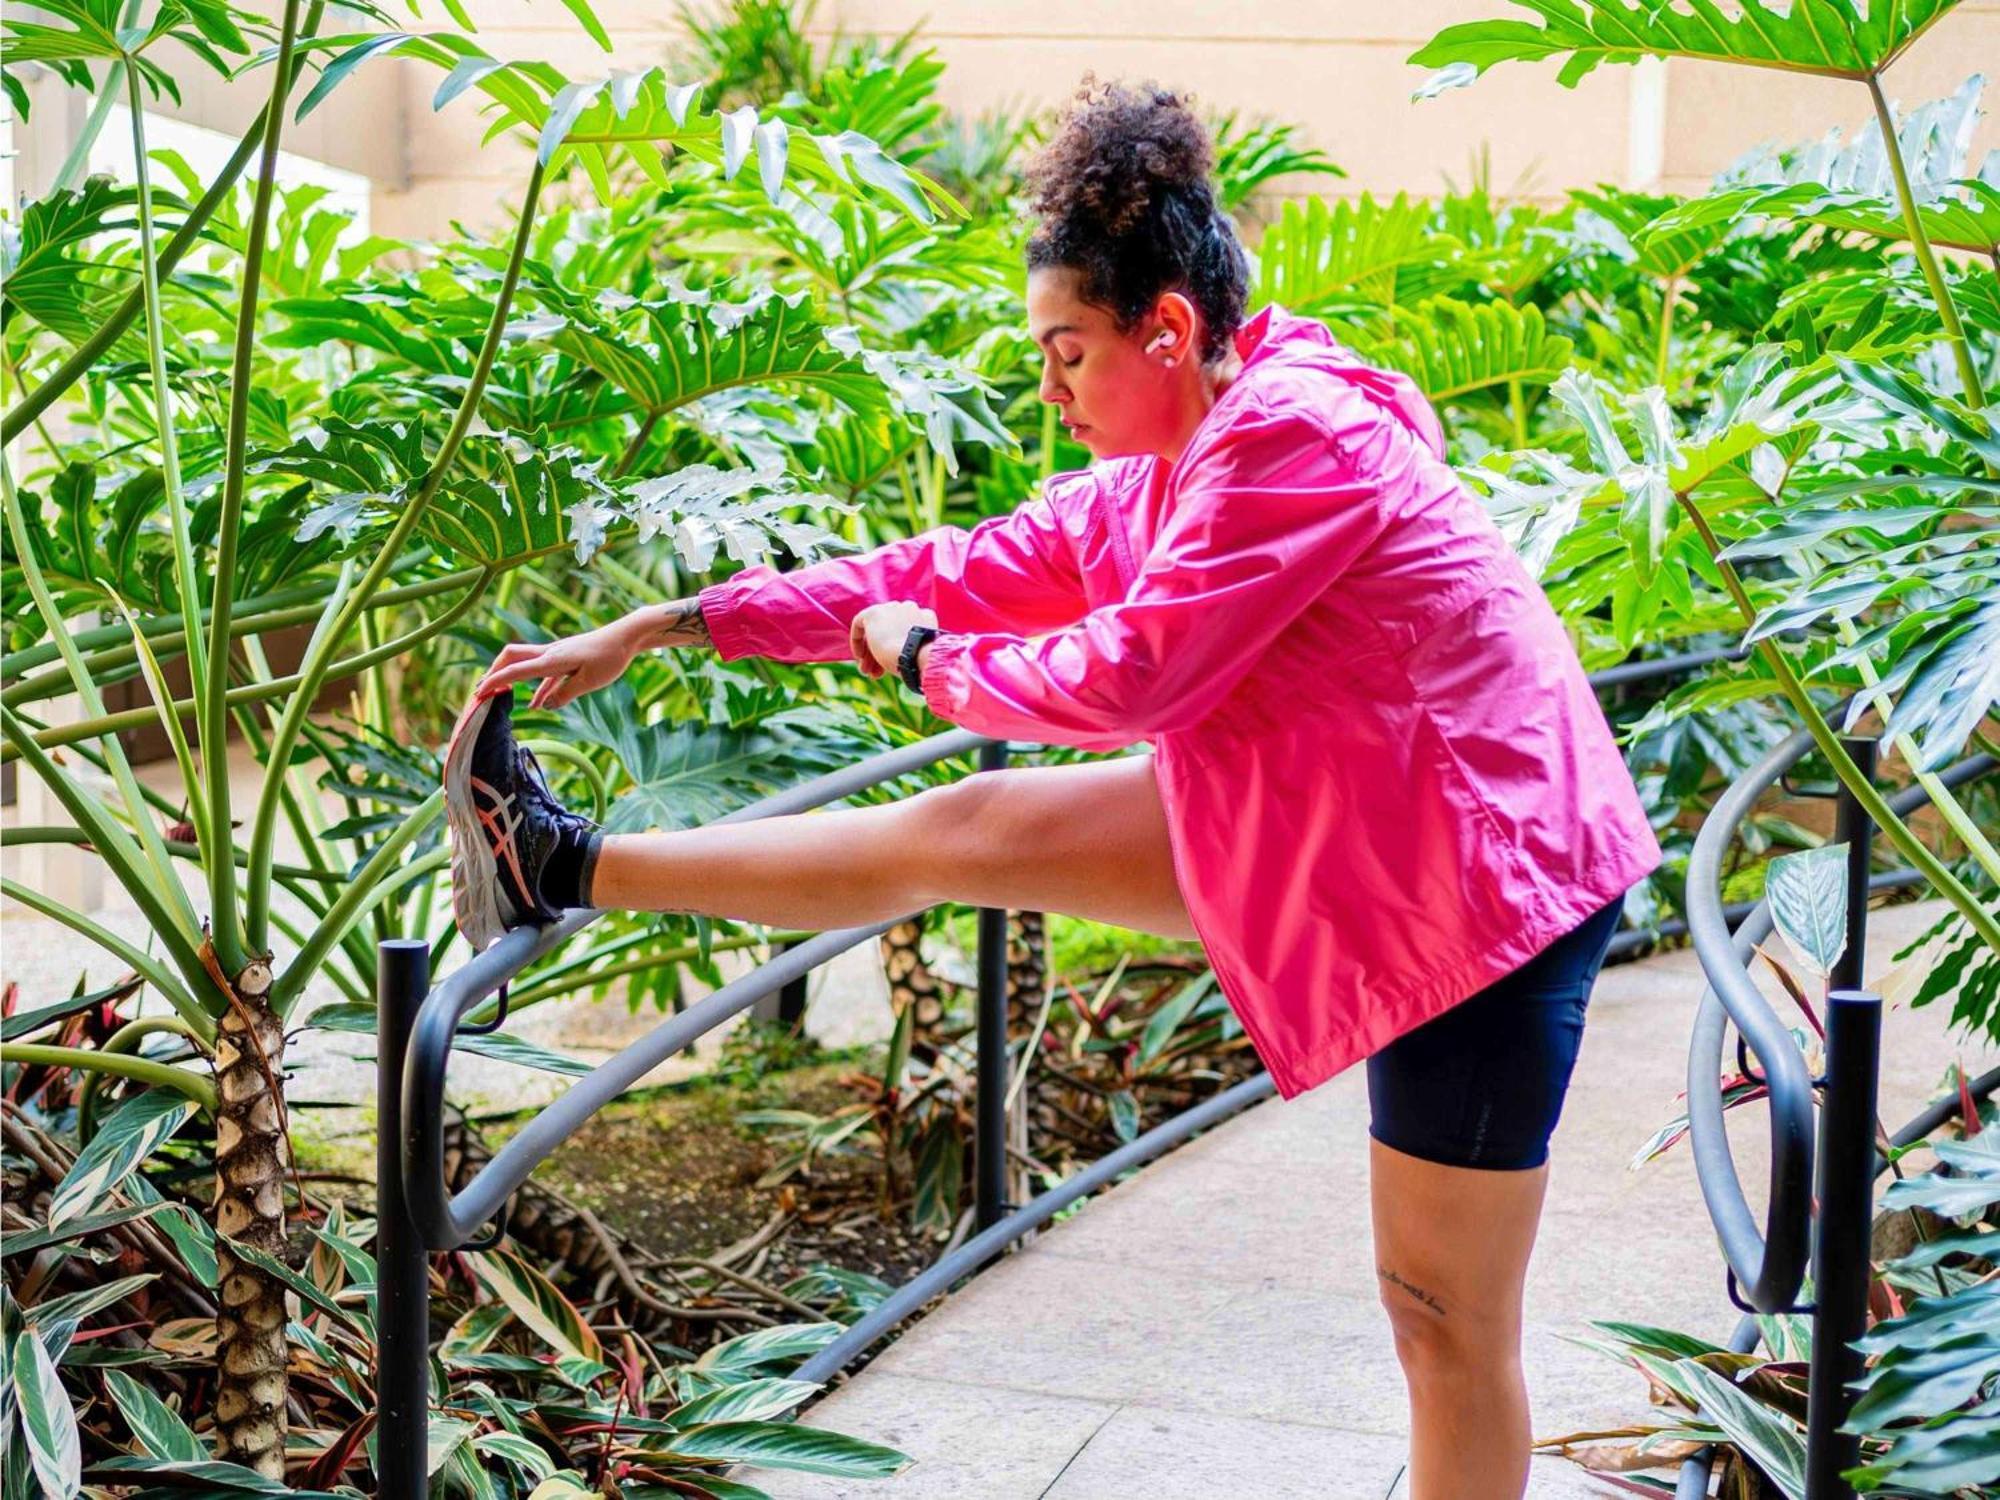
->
[1147,292,1199,365]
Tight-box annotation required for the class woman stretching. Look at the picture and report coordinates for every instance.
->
[444,77,1662,1500]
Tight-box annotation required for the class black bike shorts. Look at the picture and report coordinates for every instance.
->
[1365,893,1626,1171]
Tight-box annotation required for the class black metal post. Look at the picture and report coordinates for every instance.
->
[1829,737,1877,993]
[1804,989,1882,1500]
[975,739,1011,1232]
[751,939,811,1027]
[375,939,432,1500]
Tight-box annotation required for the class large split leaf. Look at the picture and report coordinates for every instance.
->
[1410,0,1962,89]
[0,0,262,116]
[559,682,885,835]
[1252,193,1455,313]
[1364,296,1575,402]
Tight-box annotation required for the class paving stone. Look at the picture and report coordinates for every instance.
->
[731,1373,1119,1499]
[1039,1405,1413,1500]
[1036,1406,1631,1500]
[857,1250,1261,1399]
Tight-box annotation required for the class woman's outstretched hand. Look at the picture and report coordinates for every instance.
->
[851,600,937,679]
[475,618,646,711]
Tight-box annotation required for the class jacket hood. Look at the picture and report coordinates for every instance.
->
[1233,302,1447,460]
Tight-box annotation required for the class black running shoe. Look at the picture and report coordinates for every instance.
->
[443,687,600,950]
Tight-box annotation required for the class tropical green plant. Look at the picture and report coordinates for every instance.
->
[0,0,988,1476]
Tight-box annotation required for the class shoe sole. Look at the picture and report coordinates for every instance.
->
[442,691,510,953]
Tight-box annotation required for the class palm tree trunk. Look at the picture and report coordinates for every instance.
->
[211,989,290,1477]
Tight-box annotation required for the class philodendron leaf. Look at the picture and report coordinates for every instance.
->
[1882,1130,2000,1220]
[48,1089,197,1229]
[1408,0,1957,88]
[1878,593,2000,773]
[1765,843,1850,982]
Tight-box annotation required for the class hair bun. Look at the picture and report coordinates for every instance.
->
[1024,74,1217,239]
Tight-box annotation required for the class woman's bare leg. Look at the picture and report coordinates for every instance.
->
[589,752,1198,939]
[1369,1137,1550,1500]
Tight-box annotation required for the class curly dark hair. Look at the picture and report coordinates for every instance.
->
[1022,74,1250,366]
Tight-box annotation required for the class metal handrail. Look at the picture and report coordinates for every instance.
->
[1684,735,1995,1313]
[1676,721,1996,1500]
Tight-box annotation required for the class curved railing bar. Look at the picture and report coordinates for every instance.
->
[403,727,996,1249]
[406,921,913,1246]
[1685,736,1996,1314]
[1685,723,1823,1312]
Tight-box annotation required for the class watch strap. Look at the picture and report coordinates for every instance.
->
[897,625,939,692]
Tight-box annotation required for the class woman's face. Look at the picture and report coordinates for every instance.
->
[1027,266,1201,461]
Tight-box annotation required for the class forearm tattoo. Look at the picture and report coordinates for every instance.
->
[1377,1265,1446,1316]
[640,598,712,651]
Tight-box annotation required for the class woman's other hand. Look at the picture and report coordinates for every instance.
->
[851,600,938,678]
[475,618,647,711]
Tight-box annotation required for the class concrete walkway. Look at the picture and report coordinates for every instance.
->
[736,898,1999,1499]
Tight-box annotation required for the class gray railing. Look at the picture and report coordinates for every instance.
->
[1672,722,1997,1500]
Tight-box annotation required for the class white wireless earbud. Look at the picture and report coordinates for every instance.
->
[1145,331,1176,354]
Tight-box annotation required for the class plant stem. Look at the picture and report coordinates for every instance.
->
[243,560,357,951]
[1,826,337,883]
[1833,617,2000,887]
[271,793,445,1016]
[0,1044,218,1114]
[206,0,306,976]
[1655,274,1678,390]
[51,20,136,195]
[125,65,209,772]
[614,409,663,478]
[1868,75,1985,410]
[1677,494,2000,952]
[235,638,338,881]
[79,1015,212,1144]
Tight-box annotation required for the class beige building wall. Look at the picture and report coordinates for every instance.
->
[11,2,1999,237]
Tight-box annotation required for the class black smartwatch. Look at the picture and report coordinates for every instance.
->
[897,625,939,692]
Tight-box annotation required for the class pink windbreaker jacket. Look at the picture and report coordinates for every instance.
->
[696,302,1663,1100]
